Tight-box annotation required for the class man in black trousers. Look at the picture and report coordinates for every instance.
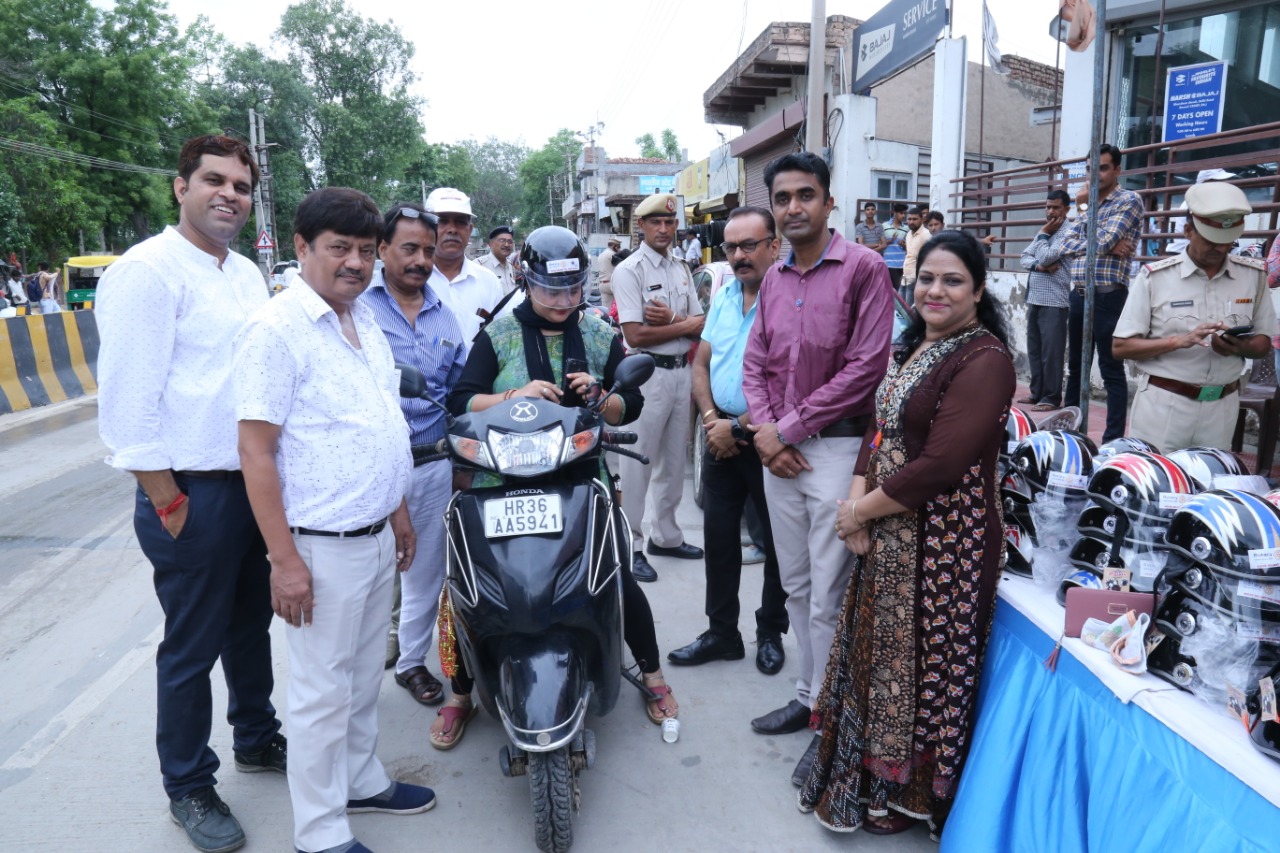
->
[667,205,788,674]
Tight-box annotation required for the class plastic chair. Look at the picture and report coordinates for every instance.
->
[1232,355,1279,475]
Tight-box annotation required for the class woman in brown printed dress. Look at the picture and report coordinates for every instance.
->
[800,230,1015,838]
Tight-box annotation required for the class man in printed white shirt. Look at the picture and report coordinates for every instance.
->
[423,187,504,350]
[235,187,432,853]
[97,135,285,853]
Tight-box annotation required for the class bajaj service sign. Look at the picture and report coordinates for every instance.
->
[1163,61,1227,143]
[852,0,949,94]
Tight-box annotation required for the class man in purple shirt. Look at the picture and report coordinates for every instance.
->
[741,152,894,784]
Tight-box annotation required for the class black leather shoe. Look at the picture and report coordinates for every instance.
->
[646,540,704,560]
[668,631,745,665]
[631,552,658,583]
[750,698,810,735]
[791,734,820,787]
[755,633,785,675]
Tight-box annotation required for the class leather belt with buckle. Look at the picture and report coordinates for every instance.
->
[1073,284,1125,295]
[1147,375,1240,402]
[645,352,689,369]
[290,517,389,538]
[817,415,871,438]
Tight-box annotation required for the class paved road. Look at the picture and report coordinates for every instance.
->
[0,399,937,852]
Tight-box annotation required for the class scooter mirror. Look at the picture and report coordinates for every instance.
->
[396,363,428,398]
[612,354,655,392]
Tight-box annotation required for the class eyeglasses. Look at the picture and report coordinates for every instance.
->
[386,206,437,229]
[720,238,771,254]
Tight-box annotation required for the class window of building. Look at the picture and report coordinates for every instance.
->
[872,171,913,201]
[1116,1,1279,158]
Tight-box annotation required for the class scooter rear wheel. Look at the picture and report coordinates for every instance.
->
[529,747,575,853]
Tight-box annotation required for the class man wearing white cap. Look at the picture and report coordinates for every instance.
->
[424,187,503,350]
[1165,168,1235,255]
[1114,181,1274,450]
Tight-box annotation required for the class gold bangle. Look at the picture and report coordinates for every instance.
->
[851,500,864,529]
[702,408,718,423]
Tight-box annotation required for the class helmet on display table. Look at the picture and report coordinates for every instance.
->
[1163,489,1280,584]
[1000,407,1036,478]
[1005,430,1097,504]
[1085,451,1195,531]
[1166,446,1248,492]
[1057,564,1105,606]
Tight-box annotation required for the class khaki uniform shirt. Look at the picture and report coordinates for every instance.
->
[476,252,518,296]
[1114,252,1275,386]
[612,241,702,356]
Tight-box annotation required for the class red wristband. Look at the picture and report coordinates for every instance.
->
[156,492,187,525]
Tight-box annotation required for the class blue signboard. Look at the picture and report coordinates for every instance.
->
[637,175,678,196]
[851,0,949,93]
[1163,61,1228,143]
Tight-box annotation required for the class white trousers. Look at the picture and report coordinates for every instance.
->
[395,459,452,675]
[619,364,692,551]
[287,526,396,852]
[761,436,860,707]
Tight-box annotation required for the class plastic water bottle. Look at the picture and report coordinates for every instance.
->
[662,717,680,743]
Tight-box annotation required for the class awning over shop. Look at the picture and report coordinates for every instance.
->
[694,193,739,217]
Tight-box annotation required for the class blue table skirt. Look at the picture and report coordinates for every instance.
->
[942,599,1280,852]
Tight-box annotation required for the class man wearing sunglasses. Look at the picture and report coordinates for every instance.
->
[361,203,466,709]
[424,187,504,351]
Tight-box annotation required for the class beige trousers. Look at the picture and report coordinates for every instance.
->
[619,364,692,552]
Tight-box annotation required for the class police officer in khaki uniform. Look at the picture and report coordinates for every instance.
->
[1114,182,1274,451]
[613,193,705,582]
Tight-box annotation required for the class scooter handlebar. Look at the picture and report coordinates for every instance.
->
[605,445,649,465]
[411,440,449,467]
[603,431,638,445]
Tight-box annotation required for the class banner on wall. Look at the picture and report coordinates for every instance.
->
[1163,60,1228,143]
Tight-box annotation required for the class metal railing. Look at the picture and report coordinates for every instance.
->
[947,121,1280,271]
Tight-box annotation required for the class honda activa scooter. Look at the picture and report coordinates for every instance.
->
[398,354,654,853]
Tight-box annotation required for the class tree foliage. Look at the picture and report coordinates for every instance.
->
[635,129,680,160]
[517,129,583,232]
[459,137,529,240]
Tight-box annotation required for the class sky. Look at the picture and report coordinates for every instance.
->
[158,0,1064,161]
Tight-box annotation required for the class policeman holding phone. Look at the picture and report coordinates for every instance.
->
[1114,181,1274,450]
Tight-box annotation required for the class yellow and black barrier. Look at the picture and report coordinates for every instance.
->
[0,311,99,414]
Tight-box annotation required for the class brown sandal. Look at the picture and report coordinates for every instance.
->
[863,812,917,835]
[429,701,478,750]
[395,666,444,706]
[642,674,678,724]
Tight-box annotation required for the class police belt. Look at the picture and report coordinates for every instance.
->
[1147,375,1240,403]
[644,352,689,370]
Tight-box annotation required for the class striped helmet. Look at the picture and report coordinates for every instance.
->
[1005,430,1097,503]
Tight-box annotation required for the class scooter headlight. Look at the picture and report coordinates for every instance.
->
[487,425,565,476]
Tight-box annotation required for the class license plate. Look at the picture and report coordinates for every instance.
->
[484,494,564,539]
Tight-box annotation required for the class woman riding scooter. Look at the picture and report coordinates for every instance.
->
[437,226,679,749]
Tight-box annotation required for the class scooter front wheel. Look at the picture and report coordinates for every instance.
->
[529,747,575,853]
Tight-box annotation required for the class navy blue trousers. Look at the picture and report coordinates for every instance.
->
[135,474,280,801]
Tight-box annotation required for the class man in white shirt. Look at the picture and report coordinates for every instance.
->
[684,229,703,268]
[423,187,504,349]
[96,135,285,853]
[236,187,434,853]
[475,224,520,295]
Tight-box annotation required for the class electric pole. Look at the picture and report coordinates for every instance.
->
[248,108,277,276]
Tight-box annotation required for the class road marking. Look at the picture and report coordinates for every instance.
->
[1,621,161,770]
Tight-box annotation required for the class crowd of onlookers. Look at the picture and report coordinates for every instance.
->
[0,259,65,315]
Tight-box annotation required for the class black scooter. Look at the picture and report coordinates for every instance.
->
[398,355,654,853]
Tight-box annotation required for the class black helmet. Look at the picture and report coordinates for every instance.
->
[1003,509,1034,577]
[1006,430,1097,504]
[1085,451,1195,528]
[1163,489,1280,583]
[1057,564,1105,606]
[520,226,590,291]
[1166,446,1248,491]
[1000,407,1036,478]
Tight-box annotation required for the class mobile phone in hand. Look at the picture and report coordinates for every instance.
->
[1223,324,1254,338]
[564,358,587,392]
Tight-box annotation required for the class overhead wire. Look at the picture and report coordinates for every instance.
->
[0,75,191,149]
[0,135,177,176]
[595,0,683,143]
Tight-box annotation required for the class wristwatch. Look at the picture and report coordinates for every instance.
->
[776,427,791,446]
[730,418,747,441]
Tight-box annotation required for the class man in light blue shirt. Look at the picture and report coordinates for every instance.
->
[361,203,466,709]
[668,205,788,676]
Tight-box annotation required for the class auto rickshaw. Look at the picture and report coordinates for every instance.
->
[63,255,120,309]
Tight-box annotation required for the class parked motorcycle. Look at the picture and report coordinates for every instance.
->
[398,354,654,853]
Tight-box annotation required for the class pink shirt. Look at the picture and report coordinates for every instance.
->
[743,229,895,442]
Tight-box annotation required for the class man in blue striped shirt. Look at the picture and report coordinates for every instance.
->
[361,203,466,708]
